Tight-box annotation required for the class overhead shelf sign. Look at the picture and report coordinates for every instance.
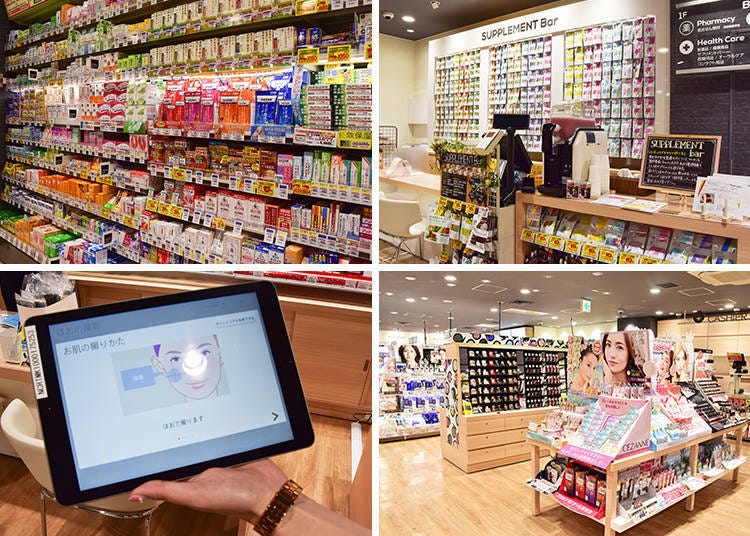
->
[673,0,750,74]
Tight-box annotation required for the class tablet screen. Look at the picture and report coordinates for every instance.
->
[46,291,293,491]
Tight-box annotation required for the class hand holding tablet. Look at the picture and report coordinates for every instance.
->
[24,281,315,506]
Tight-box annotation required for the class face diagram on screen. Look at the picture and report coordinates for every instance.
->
[152,336,223,400]
[115,335,230,415]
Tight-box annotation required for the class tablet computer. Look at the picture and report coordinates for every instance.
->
[24,280,314,506]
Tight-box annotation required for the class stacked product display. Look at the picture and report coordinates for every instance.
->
[2,1,372,264]
[379,368,445,441]
[563,17,657,158]
[433,50,481,144]
[521,204,738,265]
[488,36,552,152]
[526,329,748,535]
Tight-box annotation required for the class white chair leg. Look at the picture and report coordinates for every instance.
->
[40,489,47,536]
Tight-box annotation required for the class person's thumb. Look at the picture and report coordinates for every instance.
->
[129,479,188,504]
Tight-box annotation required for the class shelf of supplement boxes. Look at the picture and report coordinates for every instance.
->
[3,0,373,264]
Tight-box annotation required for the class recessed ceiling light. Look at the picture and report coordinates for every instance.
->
[650,288,661,294]
[592,289,600,293]
[402,15,415,22]
[655,311,663,315]
[405,298,415,303]
[446,283,456,287]
[406,28,415,33]
[405,276,416,281]
[692,310,698,313]
[420,297,429,301]
[481,279,491,284]
[444,275,457,282]
[520,289,531,294]
[545,274,552,279]
[593,272,603,276]
[443,300,452,304]
[602,291,611,296]
[385,292,394,296]
[734,308,740,312]
[657,47,669,54]
[725,303,734,309]
[532,289,540,293]
[433,324,439,327]
[390,311,399,315]
[490,308,498,312]
[551,316,558,320]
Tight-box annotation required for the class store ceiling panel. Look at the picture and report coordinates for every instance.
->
[380,0,559,40]
[380,271,750,333]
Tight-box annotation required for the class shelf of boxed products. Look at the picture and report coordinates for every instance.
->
[5,3,369,73]
[233,270,372,291]
[516,193,745,264]
[0,225,55,263]
[379,369,444,441]
[7,136,148,165]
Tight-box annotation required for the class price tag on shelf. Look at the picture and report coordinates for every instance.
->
[548,235,565,251]
[533,232,550,247]
[184,169,193,182]
[229,176,239,191]
[297,48,320,65]
[210,173,220,187]
[618,252,639,265]
[582,243,600,260]
[214,217,226,231]
[243,180,254,194]
[365,42,372,62]
[640,256,660,264]
[123,215,135,228]
[194,170,204,183]
[233,220,243,235]
[275,230,288,247]
[598,247,618,264]
[520,228,535,243]
[170,167,186,182]
[278,185,289,200]
[163,166,172,177]
[203,213,214,228]
[180,207,190,221]
[264,228,276,244]
[327,45,351,63]
[564,239,582,255]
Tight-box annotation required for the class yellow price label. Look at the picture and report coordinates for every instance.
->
[365,42,372,61]
[170,167,186,181]
[123,215,135,228]
[255,180,277,197]
[169,205,183,219]
[565,239,582,255]
[640,256,660,264]
[618,252,639,265]
[548,236,565,251]
[534,232,550,247]
[337,129,372,149]
[327,44,351,63]
[145,198,158,212]
[293,181,312,196]
[214,217,226,231]
[599,247,618,264]
[157,202,171,216]
[582,244,600,260]
[520,228,535,242]
[297,47,320,65]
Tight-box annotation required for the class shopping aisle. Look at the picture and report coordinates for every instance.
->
[380,436,750,536]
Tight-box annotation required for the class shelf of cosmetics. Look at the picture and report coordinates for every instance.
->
[531,438,746,531]
[379,368,445,440]
[522,205,738,265]
[528,377,747,457]
[461,346,566,414]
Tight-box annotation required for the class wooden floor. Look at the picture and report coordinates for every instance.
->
[378,240,428,264]
[380,436,750,536]
[0,415,360,535]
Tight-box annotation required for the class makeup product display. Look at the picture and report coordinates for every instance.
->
[520,350,565,409]
[466,347,521,414]
[1,2,372,265]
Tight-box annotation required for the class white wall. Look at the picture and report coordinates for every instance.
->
[379,35,417,146]
[534,321,618,342]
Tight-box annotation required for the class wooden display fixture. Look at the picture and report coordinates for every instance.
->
[441,342,566,473]
[529,422,748,536]
[514,191,750,264]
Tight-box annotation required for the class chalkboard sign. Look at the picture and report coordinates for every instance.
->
[441,174,468,201]
[440,151,487,203]
[639,134,721,194]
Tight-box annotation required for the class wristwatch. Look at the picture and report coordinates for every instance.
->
[254,479,303,536]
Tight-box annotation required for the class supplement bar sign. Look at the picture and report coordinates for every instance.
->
[639,134,721,194]
[673,0,750,74]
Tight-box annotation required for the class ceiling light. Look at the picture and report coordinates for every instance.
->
[532,289,540,293]
[446,283,456,287]
[593,272,603,276]
[406,28,415,33]
[405,298,415,303]
[551,316,558,320]
[657,47,669,54]
[655,310,663,315]
[592,289,600,293]
[725,303,734,309]
[692,310,698,313]
[390,311,399,315]
[490,308,498,312]
[572,321,577,326]
[520,289,531,294]
[481,279,491,284]
[405,276,416,281]
[420,297,429,301]
[443,299,453,303]
[385,292,394,296]
[545,274,552,279]
[444,275,457,282]
[433,324,439,327]
[650,288,661,294]
[402,15,415,22]
[603,291,611,296]
[734,308,740,312]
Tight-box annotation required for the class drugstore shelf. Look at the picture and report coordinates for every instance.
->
[8,139,148,165]
[6,6,367,73]
[0,227,57,264]
[515,191,750,264]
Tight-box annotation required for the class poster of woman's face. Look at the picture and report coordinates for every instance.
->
[652,338,675,385]
[601,329,652,385]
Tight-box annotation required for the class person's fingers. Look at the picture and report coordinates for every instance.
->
[129,479,197,505]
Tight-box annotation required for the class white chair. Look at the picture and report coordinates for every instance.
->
[379,197,427,263]
[1,399,160,536]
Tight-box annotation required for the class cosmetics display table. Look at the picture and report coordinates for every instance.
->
[515,191,750,264]
[528,421,748,536]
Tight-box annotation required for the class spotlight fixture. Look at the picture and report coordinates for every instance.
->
[430,0,441,9]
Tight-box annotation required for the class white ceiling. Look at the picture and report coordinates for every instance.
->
[379,270,750,332]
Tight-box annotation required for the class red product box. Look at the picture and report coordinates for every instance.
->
[264,203,279,228]
[278,207,292,232]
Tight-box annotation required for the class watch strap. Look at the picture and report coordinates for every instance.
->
[254,479,303,536]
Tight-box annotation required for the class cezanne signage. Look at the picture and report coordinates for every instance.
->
[673,0,750,74]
